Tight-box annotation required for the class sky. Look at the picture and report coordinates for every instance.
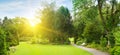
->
[0,0,73,20]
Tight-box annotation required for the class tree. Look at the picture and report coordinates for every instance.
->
[56,6,72,44]
[72,0,120,47]
[72,0,100,44]
[2,17,19,46]
[38,2,57,43]
[0,26,7,55]
[38,2,72,44]
[82,21,102,43]
[97,0,120,47]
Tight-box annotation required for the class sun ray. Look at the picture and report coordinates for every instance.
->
[30,21,36,27]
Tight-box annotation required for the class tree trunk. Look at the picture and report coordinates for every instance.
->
[97,0,110,47]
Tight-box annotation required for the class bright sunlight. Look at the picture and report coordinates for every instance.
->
[1,0,117,55]
[28,18,41,27]
[29,21,36,27]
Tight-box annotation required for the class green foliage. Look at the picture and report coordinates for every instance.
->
[0,27,7,55]
[86,42,97,48]
[76,38,85,45]
[56,6,72,44]
[73,19,85,43]
[114,30,120,45]
[72,0,99,44]
[72,0,120,50]
[110,46,120,55]
[0,16,31,55]
[100,37,108,51]
[2,17,29,46]
[82,22,102,43]
[100,37,107,47]
[38,2,58,43]
[38,2,72,44]
[106,33,115,48]
[80,6,98,22]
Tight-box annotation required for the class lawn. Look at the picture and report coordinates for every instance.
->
[10,42,92,55]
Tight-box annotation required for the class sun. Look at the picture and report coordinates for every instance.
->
[28,18,41,27]
[30,22,36,27]
[29,19,37,27]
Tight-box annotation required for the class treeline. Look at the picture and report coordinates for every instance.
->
[0,3,73,55]
[0,0,120,55]
[37,3,73,44]
[0,17,37,55]
[72,0,120,55]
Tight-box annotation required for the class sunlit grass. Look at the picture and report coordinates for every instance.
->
[10,42,92,55]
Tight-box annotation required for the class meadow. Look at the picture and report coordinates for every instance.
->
[10,42,92,55]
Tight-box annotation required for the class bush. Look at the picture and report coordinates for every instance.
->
[110,36,115,48]
[0,29,7,55]
[100,37,107,47]
[99,37,108,51]
[110,46,120,55]
[75,38,84,45]
[86,42,97,48]
[106,33,115,48]
[113,31,120,46]
[76,41,82,45]
[82,22,102,43]
[86,42,107,51]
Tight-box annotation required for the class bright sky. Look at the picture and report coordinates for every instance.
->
[0,0,73,20]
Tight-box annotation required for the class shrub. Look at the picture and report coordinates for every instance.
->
[82,22,102,43]
[86,42,97,48]
[100,36,107,47]
[76,38,84,45]
[113,31,120,46]
[110,46,120,55]
[0,29,7,55]
[106,33,115,48]
[100,37,108,51]
[110,35,115,47]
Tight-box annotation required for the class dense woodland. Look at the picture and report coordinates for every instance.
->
[0,0,120,55]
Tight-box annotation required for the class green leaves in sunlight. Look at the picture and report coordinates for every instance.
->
[38,2,73,44]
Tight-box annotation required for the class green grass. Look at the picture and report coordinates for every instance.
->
[10,42,92,55]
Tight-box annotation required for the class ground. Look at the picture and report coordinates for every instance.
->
[75,45,109,55]
[10,42,92,55]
